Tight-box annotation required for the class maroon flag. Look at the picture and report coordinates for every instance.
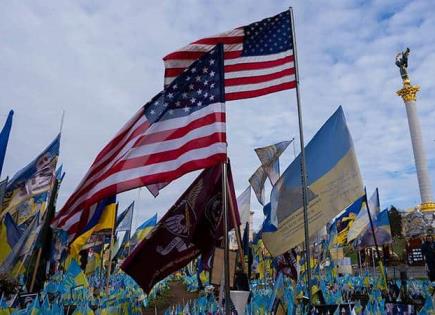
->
[121,163,240,293]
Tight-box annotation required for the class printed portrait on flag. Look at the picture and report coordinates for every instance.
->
[2,135,60,224]
[263,107,364,256]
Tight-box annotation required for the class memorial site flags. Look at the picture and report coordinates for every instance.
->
[129,213,158,249]
[69,196,116,256]
[2,134,60,224]
[122,163,240,293]
[347,189,380,242]
[355,208,392,249]
[237,186,251,238]
[0,110,13,177]
[0,212,40,273]
[52,45,226,240]
[249,140,291,205]
[163,11,296,101]
[330,195,365,246]
[0,213,21,265]
[249,165,268,206]
[116,201,134,232]
[255,140,291,185]
[262,107,364,256]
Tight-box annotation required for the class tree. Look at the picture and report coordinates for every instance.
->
[388,206,403,237]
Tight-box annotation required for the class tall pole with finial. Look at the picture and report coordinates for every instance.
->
[396,48,435,216]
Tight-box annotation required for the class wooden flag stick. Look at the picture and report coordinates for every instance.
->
[226,179,246,273]
[29,248,43,292]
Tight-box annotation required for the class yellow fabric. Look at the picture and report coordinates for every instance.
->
[70,202,116,256]
[0,308,13,315]
[85,252,101,275]
[134,227,153,242]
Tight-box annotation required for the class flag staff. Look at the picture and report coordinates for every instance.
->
[289,6,312,302]
[222,161,231,314]
[365,188,387,287]
[105,202,118,295]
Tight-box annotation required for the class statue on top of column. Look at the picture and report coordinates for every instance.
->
[395,47,410,83]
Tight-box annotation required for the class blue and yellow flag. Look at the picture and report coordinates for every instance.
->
[0,213,21,264]
[65,258,89,288]
[355,208,392,248]
[130,213,157,245]
[2,134,60,224]
[0,110,13,177]
[70,196,116,256]
[330,195,365,246]
[347,188,380,242]
[263,107,364,256]
[0,212,40,274]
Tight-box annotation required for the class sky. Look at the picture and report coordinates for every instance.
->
[1,0,435,231]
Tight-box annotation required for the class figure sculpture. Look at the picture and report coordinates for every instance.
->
[395,47,410,83]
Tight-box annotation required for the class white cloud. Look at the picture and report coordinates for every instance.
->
[1,0,434,231]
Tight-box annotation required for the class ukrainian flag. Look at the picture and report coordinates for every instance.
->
[263,107,364,256]
[0,213,21,264]
[131,213,157,244]
[70,196,116,256]
[66,258,89,288]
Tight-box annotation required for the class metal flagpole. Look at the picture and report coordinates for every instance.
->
[222,161,231,314]
[289,6,312,302]
[105,202,118,294]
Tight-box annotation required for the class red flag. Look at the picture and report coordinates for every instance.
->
[121,163,239,293]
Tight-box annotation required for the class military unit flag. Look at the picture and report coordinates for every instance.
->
[122,163,240,293]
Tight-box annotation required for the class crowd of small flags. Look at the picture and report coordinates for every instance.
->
[161,265,434,314]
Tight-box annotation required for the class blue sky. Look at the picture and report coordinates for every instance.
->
[1,0,434,230]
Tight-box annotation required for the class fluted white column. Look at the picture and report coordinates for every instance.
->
[397,83,435,212]
[404,99,433,203]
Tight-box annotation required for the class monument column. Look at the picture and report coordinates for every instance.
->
[396,48,435,213]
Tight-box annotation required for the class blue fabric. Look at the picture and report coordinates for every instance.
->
[0,110,13,176]
[6,133,60,191]
[4,213,21,247]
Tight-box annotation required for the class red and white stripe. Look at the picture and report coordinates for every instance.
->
[163,29,296,101]
[52,103,226,238]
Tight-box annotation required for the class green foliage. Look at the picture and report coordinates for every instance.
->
[388,206,403,237]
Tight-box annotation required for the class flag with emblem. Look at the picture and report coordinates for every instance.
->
[164,11,295,101]
[52,45,226,240]
[121,162,240,293]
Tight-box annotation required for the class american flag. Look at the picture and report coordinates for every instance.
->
[52,45,227,239]
[163,11,295,101]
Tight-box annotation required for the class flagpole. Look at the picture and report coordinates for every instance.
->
[222,161,231,314]
[289,6,312,302]
[365,188,387,287]
[226,179,246,273]
[105,202,118,295]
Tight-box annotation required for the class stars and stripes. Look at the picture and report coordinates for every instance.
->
[52,45,227,240]
[163,11,295,101]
